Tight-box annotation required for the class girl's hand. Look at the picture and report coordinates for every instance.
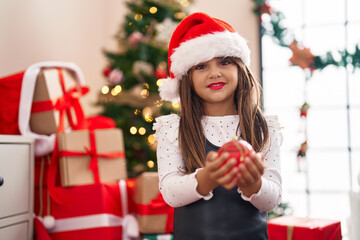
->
[236,151,265,197]
[195,151,239,196]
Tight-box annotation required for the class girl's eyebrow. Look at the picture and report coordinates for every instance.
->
[218,56,231,60]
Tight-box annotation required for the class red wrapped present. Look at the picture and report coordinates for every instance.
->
[268,215,342,240]
[34,180,139,240]
[135,172,174,234]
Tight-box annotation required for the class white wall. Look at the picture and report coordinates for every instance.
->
[0,0,259,116]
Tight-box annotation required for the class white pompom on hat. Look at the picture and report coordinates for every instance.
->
[158,12,251,102]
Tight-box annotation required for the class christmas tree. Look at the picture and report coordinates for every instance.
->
[98,0,191,177]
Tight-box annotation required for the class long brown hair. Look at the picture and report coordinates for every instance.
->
[178,57,269,173]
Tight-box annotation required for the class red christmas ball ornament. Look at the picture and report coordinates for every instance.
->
[218,136,254,166]
[155,69,168,79]
[103,66,112,77]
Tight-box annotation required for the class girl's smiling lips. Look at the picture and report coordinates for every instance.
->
[207,82,225,90]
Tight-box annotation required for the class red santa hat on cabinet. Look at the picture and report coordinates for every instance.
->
[159,12,251,102]
[18,62,86,156]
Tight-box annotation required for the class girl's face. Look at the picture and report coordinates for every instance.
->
[190,57,238,115]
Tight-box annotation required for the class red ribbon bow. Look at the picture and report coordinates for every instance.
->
[31,68,89,132]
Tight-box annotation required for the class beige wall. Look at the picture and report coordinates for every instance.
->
[0,0,259,116]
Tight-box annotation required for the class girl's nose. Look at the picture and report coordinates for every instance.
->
[209,65,221,78]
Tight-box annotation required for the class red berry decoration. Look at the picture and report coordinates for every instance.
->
[218,136,254,165]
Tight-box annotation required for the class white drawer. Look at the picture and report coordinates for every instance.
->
[0,221,29,240]
[0,144,31,218]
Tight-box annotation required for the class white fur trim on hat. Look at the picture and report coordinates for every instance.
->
[18,61,86,156]
[170,31,250,80]
[158,77,180,102]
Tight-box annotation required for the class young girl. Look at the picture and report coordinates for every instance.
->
[153,12,282,239]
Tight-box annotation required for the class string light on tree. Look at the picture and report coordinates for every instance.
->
[149,6,158,14]
[101,86,109,95]
[148,134,156,144]
[140,89,149,98]
[134,14,143,21]
[156,79,163,87]
[138,127,146,135]
[130,126,137,135]
[147,160,155,168]
[174,11,186,20]
[172,101,180,109]
[144,113,153,122]
[142,107,154,122]
[111,85,122,96]
[180,0,190,7]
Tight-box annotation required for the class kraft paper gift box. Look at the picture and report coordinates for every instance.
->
[30,68,87,135]
[268,215,342,240]
[34,180,138,240]
[34,116,117,188]
[135,172,174,234]
[58,128,127,187]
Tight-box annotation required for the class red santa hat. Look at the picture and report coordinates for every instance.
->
[159,12,251,102]
[18,62,86,156]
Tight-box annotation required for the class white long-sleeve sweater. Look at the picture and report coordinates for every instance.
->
[153,114,282,212]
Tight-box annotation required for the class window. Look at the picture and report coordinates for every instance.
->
[261,0,360,237]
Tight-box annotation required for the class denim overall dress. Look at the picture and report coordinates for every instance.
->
[173,140,268,240]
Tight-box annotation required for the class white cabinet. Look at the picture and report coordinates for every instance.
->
[0,135,34,240]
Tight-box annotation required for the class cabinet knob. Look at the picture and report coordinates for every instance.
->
[0,177,3,186]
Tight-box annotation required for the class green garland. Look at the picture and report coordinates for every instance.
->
[253,0,360,72]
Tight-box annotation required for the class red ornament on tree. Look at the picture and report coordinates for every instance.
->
[155,61,168,79]
[155,69,168,79]
[103,66,112,77]
[218,136,254,166]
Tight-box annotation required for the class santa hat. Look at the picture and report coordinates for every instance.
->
[18,61,86,156]
[159,12,251,102]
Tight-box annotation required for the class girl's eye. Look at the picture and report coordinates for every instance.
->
[194,64,206,70]
[220,60,231,66]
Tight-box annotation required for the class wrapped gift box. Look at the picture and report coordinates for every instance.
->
[34,116,117,188]
[268,215,342,240]
[135,172,173,234]
[30,68,87,135]
[34,180,138,240]
[58,128,127,187]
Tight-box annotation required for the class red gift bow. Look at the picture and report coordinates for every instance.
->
[136,193,174,233]
[30,68,89,132]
